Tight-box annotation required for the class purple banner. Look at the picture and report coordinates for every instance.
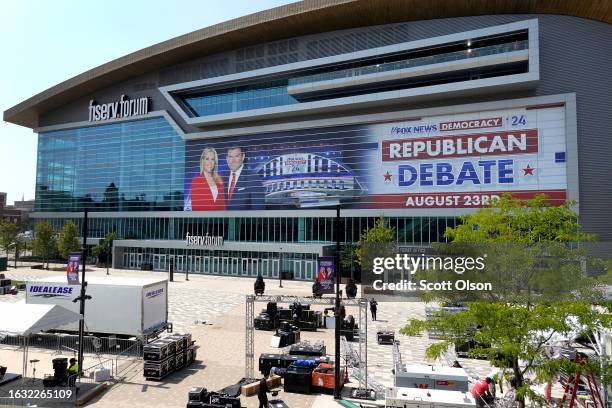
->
[66,253,81,285]
[317,256,335,294]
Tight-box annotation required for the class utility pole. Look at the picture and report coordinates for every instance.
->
[334,205,342,399]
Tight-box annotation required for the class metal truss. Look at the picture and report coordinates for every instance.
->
[245,294,255,379]
[357,297,368,391]
[245,294,367,382]
[249,294,364,306]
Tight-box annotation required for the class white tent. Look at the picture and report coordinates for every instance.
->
[0,303,82,379]
[0,303,81,336]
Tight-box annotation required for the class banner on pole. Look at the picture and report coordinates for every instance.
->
[317,256,335,294]
[66,253,81,285]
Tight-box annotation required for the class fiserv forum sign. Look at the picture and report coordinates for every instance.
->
[88,95,149,122]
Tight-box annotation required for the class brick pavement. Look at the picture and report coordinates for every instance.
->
[0,266,493,407]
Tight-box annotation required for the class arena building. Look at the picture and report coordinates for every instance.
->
[4,1,612,279]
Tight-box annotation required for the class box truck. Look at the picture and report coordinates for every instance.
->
[26,276,169,338]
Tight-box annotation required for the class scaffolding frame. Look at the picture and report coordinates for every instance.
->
[245,294,367,385]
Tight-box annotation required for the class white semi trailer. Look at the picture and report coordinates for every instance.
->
[26,276,169,338]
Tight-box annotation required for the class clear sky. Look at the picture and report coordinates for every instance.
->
[0,0,296,205]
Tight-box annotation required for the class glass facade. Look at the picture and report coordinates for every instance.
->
[37,215,457,245]
[178,39,528,118]
[36,117,184,212]
[182,79,297,117]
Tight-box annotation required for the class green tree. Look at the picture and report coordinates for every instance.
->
[401,194,611,407]
[0,222,19,257]
[356,216,396,266]
[340,244,358,280]
[33,221,57,269]
[57,221,81,259]
[92,231,117,265]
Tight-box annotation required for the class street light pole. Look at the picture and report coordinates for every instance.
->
[185,251,189,281]
[76,210,91,384]
[278,246,283,288]
[106,243,110,275]
[334,205,342,399]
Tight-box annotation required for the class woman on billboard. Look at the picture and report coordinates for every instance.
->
[190,147,226,210]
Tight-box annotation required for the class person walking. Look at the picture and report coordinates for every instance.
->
[369,298,378,321]
[258,376,269,408]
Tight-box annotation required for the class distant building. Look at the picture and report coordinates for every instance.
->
[0,193,34,225]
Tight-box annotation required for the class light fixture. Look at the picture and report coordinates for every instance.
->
[467,40,471,47]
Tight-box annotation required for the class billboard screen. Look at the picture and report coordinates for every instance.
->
[184,105,568,210]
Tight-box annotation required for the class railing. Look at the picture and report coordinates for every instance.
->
[0,333,141,356]
[289,40,529,87]
[113,341,142,379]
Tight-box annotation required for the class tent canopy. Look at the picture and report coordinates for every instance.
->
[0,303,82,336]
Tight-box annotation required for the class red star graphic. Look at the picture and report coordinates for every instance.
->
[523,165,535,176]
[383,171,392,182]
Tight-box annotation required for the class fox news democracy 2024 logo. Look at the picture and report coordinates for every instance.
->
[370,106,568,208]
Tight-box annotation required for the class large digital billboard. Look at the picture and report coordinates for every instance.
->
[184,105,568,210]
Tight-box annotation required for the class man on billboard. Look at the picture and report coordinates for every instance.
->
[225,146,265,210]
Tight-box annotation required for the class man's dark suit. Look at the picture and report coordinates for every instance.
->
[226,168,266,210]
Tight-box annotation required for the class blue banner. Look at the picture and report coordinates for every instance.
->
[66,253,81,285]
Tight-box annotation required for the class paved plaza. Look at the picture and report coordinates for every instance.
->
[0,265,492,407]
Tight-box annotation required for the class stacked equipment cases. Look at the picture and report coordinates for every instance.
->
[0,276,12,295]
[284,360,318,394]
[259,353,329,376]
[377,328,395,344]
[340,315,357,341]
[186,387,240,408]
[311,362,344,393]
[144,333,196,380]
[255,302,322,331]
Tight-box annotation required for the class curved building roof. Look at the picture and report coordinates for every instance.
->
[4,0,612,128]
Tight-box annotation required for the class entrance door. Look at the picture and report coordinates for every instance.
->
[231,258,240,275]
[137,253,143,268]
[212,257,220,275]
[261,259,270,278]
[241,259,249,276]
[271,259,279,278]
[250,259,259,276]
[159,255,167,271]
[194,256,202,274]
[203,256,211,273]
[153,254,161,270]
[305,260,315,281]
[221,257,229,275]
[293,260,304,280]
[129,253,137,269]
[176,255,185,272]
